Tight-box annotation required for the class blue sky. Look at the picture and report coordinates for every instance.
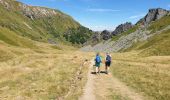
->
[18,0,170,31]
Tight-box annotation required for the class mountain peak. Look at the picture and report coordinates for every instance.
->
[112,22,133,35]
[138,8,170,25]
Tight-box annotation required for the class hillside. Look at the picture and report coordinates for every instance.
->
[81,8,170,56]
[0,0,95,99]
[0,33,93,99]
[127,18,170,56]
[0,0,93,45]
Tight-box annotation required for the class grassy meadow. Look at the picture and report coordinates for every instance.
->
[110,51,170,100]
[0,35,93,99]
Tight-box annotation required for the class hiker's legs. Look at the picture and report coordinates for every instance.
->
[98,67,100,73]
[105,62,107,71]
[95,63,100,74]
[105,62,111,74]
[107,62,111,74]
[105,62,109,73]
[96,67,99,73]
[107,66,110,73]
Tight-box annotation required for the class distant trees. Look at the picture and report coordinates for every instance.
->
[64,26,93,44]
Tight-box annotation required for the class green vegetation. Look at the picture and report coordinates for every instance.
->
[0,27,37,48]
[148,16,170,32]
[126,29,170,56]
[140,29,170,56]
[0,0,93,45]
[112,25,138,41]
[64,27,93,44]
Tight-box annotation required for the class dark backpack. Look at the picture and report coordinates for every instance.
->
[106,55,111,62]
[95,56,101,63]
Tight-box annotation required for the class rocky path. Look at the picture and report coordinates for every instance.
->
[79,60,145,100]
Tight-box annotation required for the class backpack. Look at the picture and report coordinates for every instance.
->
[106,55,111,62]
[95,56,101,63]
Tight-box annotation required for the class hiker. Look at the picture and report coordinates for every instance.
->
[105,53,111,74]
[95,53,102,74]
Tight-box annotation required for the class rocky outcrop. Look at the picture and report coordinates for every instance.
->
[81,25,170,52]
[91,32,101,43]
[138,8,170,24]
[86,22,133,43]
[19,5,63,19]
[0,0,66,19]
[82,8,170,52]
[101,30,111,40]
[112,22,133,35]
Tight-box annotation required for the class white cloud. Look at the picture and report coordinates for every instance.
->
[86,8,120,12]
[129,14,145,19]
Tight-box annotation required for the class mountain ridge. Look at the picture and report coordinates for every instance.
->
[0,0,93,45]
[81,8,170,56]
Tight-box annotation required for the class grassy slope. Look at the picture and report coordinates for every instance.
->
[0,5,50,42]
[148,16,170,32]
[139,29,170,56]
[0,1,93,98]
[0,33,92,99]
[0,0,93,44]
[0,27,37,48]
[126,16,170,56]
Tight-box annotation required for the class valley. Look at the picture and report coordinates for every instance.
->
[0,0,170,100]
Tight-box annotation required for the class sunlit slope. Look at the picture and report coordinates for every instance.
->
[0,31,93,99]
[0,0,93,44]
[125,16,170,56]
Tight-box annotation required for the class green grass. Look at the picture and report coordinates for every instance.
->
[0,1,93,45]
[140,29,170,56]
[126,29,170,56]
[148,16,170,32]
[0,27,37,49]
[125,15,170,56]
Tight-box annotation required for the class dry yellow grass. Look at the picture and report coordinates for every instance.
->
[1,38,170,100]
[0,40,93,100]
[110,51,170,100]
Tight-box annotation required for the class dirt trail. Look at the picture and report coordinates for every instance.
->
[79,60,96,100]
[79,59,145,100]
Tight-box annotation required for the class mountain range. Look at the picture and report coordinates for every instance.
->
[0,0,170,56]
[81,8,170,56]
